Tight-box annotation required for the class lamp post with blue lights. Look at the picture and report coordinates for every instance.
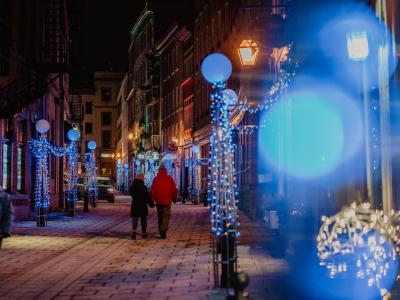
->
[30,119,64,226]
[347,31,373,205]
[201,53,240,288]
[66,128,80,217]
[86,140,98,209]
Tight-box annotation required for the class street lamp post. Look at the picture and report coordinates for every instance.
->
[347,31,373,205]
[201,53,239,288]
[86,140,98,209]
[65,128,80,217]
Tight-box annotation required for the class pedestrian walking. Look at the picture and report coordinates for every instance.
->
[151,165,177,239]
[0,187,12,251]
[129,173,153,240]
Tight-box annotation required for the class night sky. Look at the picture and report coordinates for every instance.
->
[72,0,193,76]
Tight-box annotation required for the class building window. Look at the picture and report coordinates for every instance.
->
[101,88,112,102]
[85,122,93,134]
[102,130,112,148]
[85,101,92,114]
[101,112,112,126]
[2,142,10,191]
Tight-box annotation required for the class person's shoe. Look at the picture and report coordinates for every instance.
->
[142,233,148,239]
[160,231,166,239]
[131,233,136,240]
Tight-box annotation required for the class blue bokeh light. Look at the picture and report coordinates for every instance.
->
[258,84,363,179]
[87,140,96,150]
[200,53,232,83]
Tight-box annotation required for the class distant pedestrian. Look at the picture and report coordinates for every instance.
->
[151,165,177,239]
[129,173,154,240]
[0,188,12,250]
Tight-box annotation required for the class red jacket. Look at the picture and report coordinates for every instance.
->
[151,168,178,206]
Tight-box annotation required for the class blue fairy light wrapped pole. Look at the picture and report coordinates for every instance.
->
[201,53,239,288]
[86,140,98,208]
[30,119,65,226]
[124,163,129,193]
[65,128,80,217]
[117,159,123,191]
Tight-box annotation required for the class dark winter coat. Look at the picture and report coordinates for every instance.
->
[0,192,12,237]
[151,168,178,206]
[129,179,153,217]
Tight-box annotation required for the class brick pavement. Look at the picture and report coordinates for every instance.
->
[0,196,294,300]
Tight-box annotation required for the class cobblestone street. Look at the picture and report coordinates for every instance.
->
[0,196,290,300]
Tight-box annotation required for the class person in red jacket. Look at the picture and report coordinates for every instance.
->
[151,164,177,239]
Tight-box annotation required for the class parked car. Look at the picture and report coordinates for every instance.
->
[97,176,115,203]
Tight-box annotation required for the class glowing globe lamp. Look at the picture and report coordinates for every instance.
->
[67,128,80,141]
[221,89,238,106]
[36,119,50,134]
[201,53,232,83]
[87,140,97,150]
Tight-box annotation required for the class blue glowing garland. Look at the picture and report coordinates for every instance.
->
[86,150,98,198]
[30,136,65,209]
[208,82,240,237]
[65,140,79,205]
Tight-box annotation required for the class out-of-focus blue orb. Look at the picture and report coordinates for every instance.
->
[67,128,80,141]
[87,140,96,150]
[201,53,232,83]
[135,160,141,166]
[221,89,238,107]
[259,81,363,179]
[124,163,128,168]
[36,119,50,134]
[259,91,343,178]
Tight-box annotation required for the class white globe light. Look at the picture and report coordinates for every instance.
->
[67,128,80,141]
[221,89,238,107]
[124,163,129,168]
[36,119,50,134]
[192,145,200,154]
[135,160,141,166]
[87,140,97,150]
[201,53,232,83]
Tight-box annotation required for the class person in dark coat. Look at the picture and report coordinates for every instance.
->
[129,173,153,239]
[0,187,12,250]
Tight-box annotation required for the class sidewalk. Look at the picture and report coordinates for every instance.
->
[0,199,213,300]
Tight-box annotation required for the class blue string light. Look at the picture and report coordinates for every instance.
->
[86,150,98,200]
[65,139,79,207]
[117,160,123,191]
[30,135,65,209]
[207,81,240,237]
